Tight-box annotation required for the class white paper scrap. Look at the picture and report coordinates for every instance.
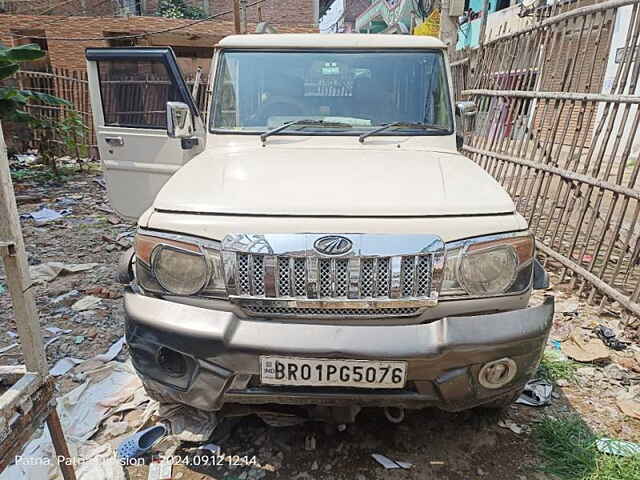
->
[371,454,412,469]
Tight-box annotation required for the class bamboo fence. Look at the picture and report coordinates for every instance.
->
[9,67,210,150]
[452,0,640,319]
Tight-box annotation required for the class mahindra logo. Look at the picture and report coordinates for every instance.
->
[313,236,353,256]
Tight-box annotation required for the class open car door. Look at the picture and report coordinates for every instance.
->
[86,48,206,220]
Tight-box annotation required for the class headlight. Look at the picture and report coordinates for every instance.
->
[442,233,534,297]
[134,230,226,298]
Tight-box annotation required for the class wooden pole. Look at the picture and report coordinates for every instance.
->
[439,0,458,51]
[233,0,241,33]
[0,121,47,376]
[240,0,248,34]
[46,409,77,480]
[479,0,489,47]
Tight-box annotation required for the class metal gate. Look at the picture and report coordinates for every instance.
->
[453,0,640,319]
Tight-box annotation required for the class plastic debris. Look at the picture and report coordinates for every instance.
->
[117,424,168,459]
[0,282,5,295]
[25,207,71,225]
[371,454,412,469]
[551,339,562,350]
[72,295,102,311]
[30,262,98,283]
[200,443,222,455]
[596,438,640,457]
[516,379,553,407]
[594,325,629,351]
[50,357,83,376]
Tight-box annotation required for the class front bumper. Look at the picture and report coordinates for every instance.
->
[125,292,554,412]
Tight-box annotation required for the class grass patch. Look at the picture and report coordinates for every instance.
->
[10,165,77,183]
[538,350,579,382]
[534,416,640,480]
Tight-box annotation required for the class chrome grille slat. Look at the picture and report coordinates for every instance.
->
[252,255,265,296]
[375,257,390,297]
[223,234,445,318]
[360,258,375,297]
[235,253,435,301]
[237,253,250,295]
[293,258,306,296]
[277,257,290,296]
[245,305,421,318]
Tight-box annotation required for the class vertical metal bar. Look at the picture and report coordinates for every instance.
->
[348,257,361,299]
[263,255,277,297]
[307,257,319,299]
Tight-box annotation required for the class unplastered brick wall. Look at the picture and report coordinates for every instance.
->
[0,14,318,71]
[215,0,317,25]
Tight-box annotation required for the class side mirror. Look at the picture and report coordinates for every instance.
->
[455,101,477,117]
[167,101,194,138]
[455,101,477,150]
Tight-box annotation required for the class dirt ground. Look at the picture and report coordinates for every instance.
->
[1,164,640,480]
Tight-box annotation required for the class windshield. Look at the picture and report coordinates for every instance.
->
[210,50,453,135]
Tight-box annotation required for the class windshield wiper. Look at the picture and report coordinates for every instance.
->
[260,119,352,143]
[358,122,448,143]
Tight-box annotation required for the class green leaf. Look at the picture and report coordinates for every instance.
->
[0,63,19,80]
[6,44,45,62]
[0,99,17,118]
[21,90,71,106]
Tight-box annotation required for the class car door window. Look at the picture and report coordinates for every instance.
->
[97,60,188,129]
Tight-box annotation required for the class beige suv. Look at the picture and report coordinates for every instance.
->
[86,34,553,424]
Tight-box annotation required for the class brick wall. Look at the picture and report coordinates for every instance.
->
[2,0,318,24]
[214,0,317,25]
[0,14,317,72]
[531,20,612,147]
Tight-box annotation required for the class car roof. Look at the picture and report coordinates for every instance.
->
[217,33,447,50]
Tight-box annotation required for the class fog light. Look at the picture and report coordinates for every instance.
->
[157,347,187,377]
[478,358,517,389]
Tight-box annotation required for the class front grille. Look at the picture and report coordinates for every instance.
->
[245,305,421,318]
[230,253,434,300]
[222,233,444,319]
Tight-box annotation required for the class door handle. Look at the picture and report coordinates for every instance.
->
[105,136,124,146]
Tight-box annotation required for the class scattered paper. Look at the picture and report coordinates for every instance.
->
[498,419,523,434]
[371,454,412,469]
[30,262,98,284]
[50,357,83,376]
[0,343,18,355]
[94,337,125,363]
[562,328,610,362]
[0,361,144,480]
[45,327,72,336]
[147,459,172,480]
[616,385,640,420]
[72,295,102,312]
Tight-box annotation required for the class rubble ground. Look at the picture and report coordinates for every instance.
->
[1,166,640,480]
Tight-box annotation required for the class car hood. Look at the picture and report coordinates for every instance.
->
[153,146,515,216]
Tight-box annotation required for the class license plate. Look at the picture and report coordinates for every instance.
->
[259,356,407,389]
